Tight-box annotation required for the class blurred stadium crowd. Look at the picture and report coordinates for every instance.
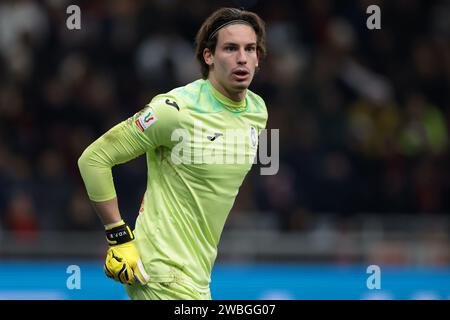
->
[0,0,449,240]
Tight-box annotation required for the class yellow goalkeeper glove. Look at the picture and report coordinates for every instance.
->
[103,220,150,285]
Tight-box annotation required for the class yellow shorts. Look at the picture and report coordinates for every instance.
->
[125,280,212,300]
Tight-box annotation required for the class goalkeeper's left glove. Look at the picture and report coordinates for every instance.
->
[103,220,150,285]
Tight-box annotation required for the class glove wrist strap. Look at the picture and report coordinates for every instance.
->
[105,220,134,245]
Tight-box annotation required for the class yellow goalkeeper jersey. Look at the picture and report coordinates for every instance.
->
[78,79,267,291]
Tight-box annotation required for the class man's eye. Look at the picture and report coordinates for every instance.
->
[246,47,256,52]
[225,46,236,52]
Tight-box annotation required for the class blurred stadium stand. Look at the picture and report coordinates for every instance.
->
[0,0,449,299]
[1,213,450,265]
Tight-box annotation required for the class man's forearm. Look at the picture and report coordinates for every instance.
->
[91,197,123,226]
[77,120,148,203]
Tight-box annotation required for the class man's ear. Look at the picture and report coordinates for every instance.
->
[203,48,214,66]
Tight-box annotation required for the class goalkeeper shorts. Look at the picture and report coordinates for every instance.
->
[125,280,212,300]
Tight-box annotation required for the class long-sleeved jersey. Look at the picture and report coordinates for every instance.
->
[78,79,267,292]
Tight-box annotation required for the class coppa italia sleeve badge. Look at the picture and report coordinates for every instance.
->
[135,109,158,132]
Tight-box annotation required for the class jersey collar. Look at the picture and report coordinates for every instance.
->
[206,79,247,112]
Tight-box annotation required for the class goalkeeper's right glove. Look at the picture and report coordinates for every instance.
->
[103,220,150,285]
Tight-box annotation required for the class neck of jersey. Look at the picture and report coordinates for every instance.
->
[206,79,247,113]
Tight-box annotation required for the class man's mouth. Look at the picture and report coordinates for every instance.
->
[232,68,250,81]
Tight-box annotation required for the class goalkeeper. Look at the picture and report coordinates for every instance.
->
[78,7,267,300]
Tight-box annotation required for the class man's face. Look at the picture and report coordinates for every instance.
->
[204,23,259,100]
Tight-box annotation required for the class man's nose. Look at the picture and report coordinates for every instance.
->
[237,48,247,64]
